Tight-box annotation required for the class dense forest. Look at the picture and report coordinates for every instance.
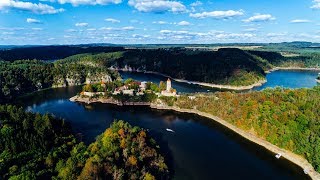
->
[62,48,273,86]
[173,86,320,172]
[248,50,320,68]
[0,105,169,179]
[0,105,76,179]
[0,46,123,61]
[0,60,120,103]
[57,120,169,179]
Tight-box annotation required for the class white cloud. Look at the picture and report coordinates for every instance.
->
[190,10,244,19]
[266,32,288,37]
[39,0,56,2]
[158,29,255,42]
[65,29,77,32]
[243,28,258,32]
[100,26,135,31]
[2,32,15,35]
[31,28,43,31]
[0,0,64,14]
[26,18,41,24]
[190,1,202,7]
[152,21,168,24]
[290,19,311,23]
[215,33,255,39]
[128,0,186,13]
[0,27,25,31]
[122,26,135,30]
[132,34,150,38]
[130,19,144,24]
[311,0,320,9]
[243,14,275,23]
[57,0,122,6]
[177,21,190,26]
[105,18,120,23]
[75,22,89,27]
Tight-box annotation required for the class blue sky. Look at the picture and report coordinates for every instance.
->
[0,0,320,45]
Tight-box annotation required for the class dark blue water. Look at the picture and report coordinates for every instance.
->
[16,70,318,180]
[254,70,319,90]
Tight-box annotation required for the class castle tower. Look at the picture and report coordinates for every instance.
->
[166,78,171,92]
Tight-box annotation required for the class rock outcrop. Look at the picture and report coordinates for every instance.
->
[85,73,112,84]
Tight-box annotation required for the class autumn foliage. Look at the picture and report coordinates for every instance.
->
[176,86,320,172]
[57,120,169,179]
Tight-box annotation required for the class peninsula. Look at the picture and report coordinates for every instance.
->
[70,78,177,105]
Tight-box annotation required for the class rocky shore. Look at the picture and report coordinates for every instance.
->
[69,95,151,106]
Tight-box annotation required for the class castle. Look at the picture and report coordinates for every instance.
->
[161,78,177,96]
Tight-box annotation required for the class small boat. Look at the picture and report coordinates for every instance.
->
[166,128,175,133]
[303,168,308,175]
[207,90,210,92]
[275,153,282,159]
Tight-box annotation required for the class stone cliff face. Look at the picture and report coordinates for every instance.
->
[85,72,112,84]
[66,73,83,86]
[53,73,112,88]
[53,75,67,88]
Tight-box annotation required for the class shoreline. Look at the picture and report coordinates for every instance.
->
[69,95,319,180]
[69,96,151,106]
[117,69,267,91]
[150,104,320,180]
[266,67,320,73]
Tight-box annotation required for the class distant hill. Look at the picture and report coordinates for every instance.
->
[0,45,124,61]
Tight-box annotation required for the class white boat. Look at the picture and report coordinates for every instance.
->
[303,168,308,175]
[207,90,210,92]
[166,128,175,133]
[275,153,282,159]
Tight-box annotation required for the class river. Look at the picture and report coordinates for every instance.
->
[18,70,319,180]
[120,70,320,93]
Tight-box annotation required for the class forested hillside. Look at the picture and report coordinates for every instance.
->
[0,105,169,179]
[0,46,123,61]
[175,86,320,172]
[248,50,320,68]
[62,48,273,86]
[57,120,169,179]
[0,60,119,103]
[118,48,272,86]
[0,105,76,179]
